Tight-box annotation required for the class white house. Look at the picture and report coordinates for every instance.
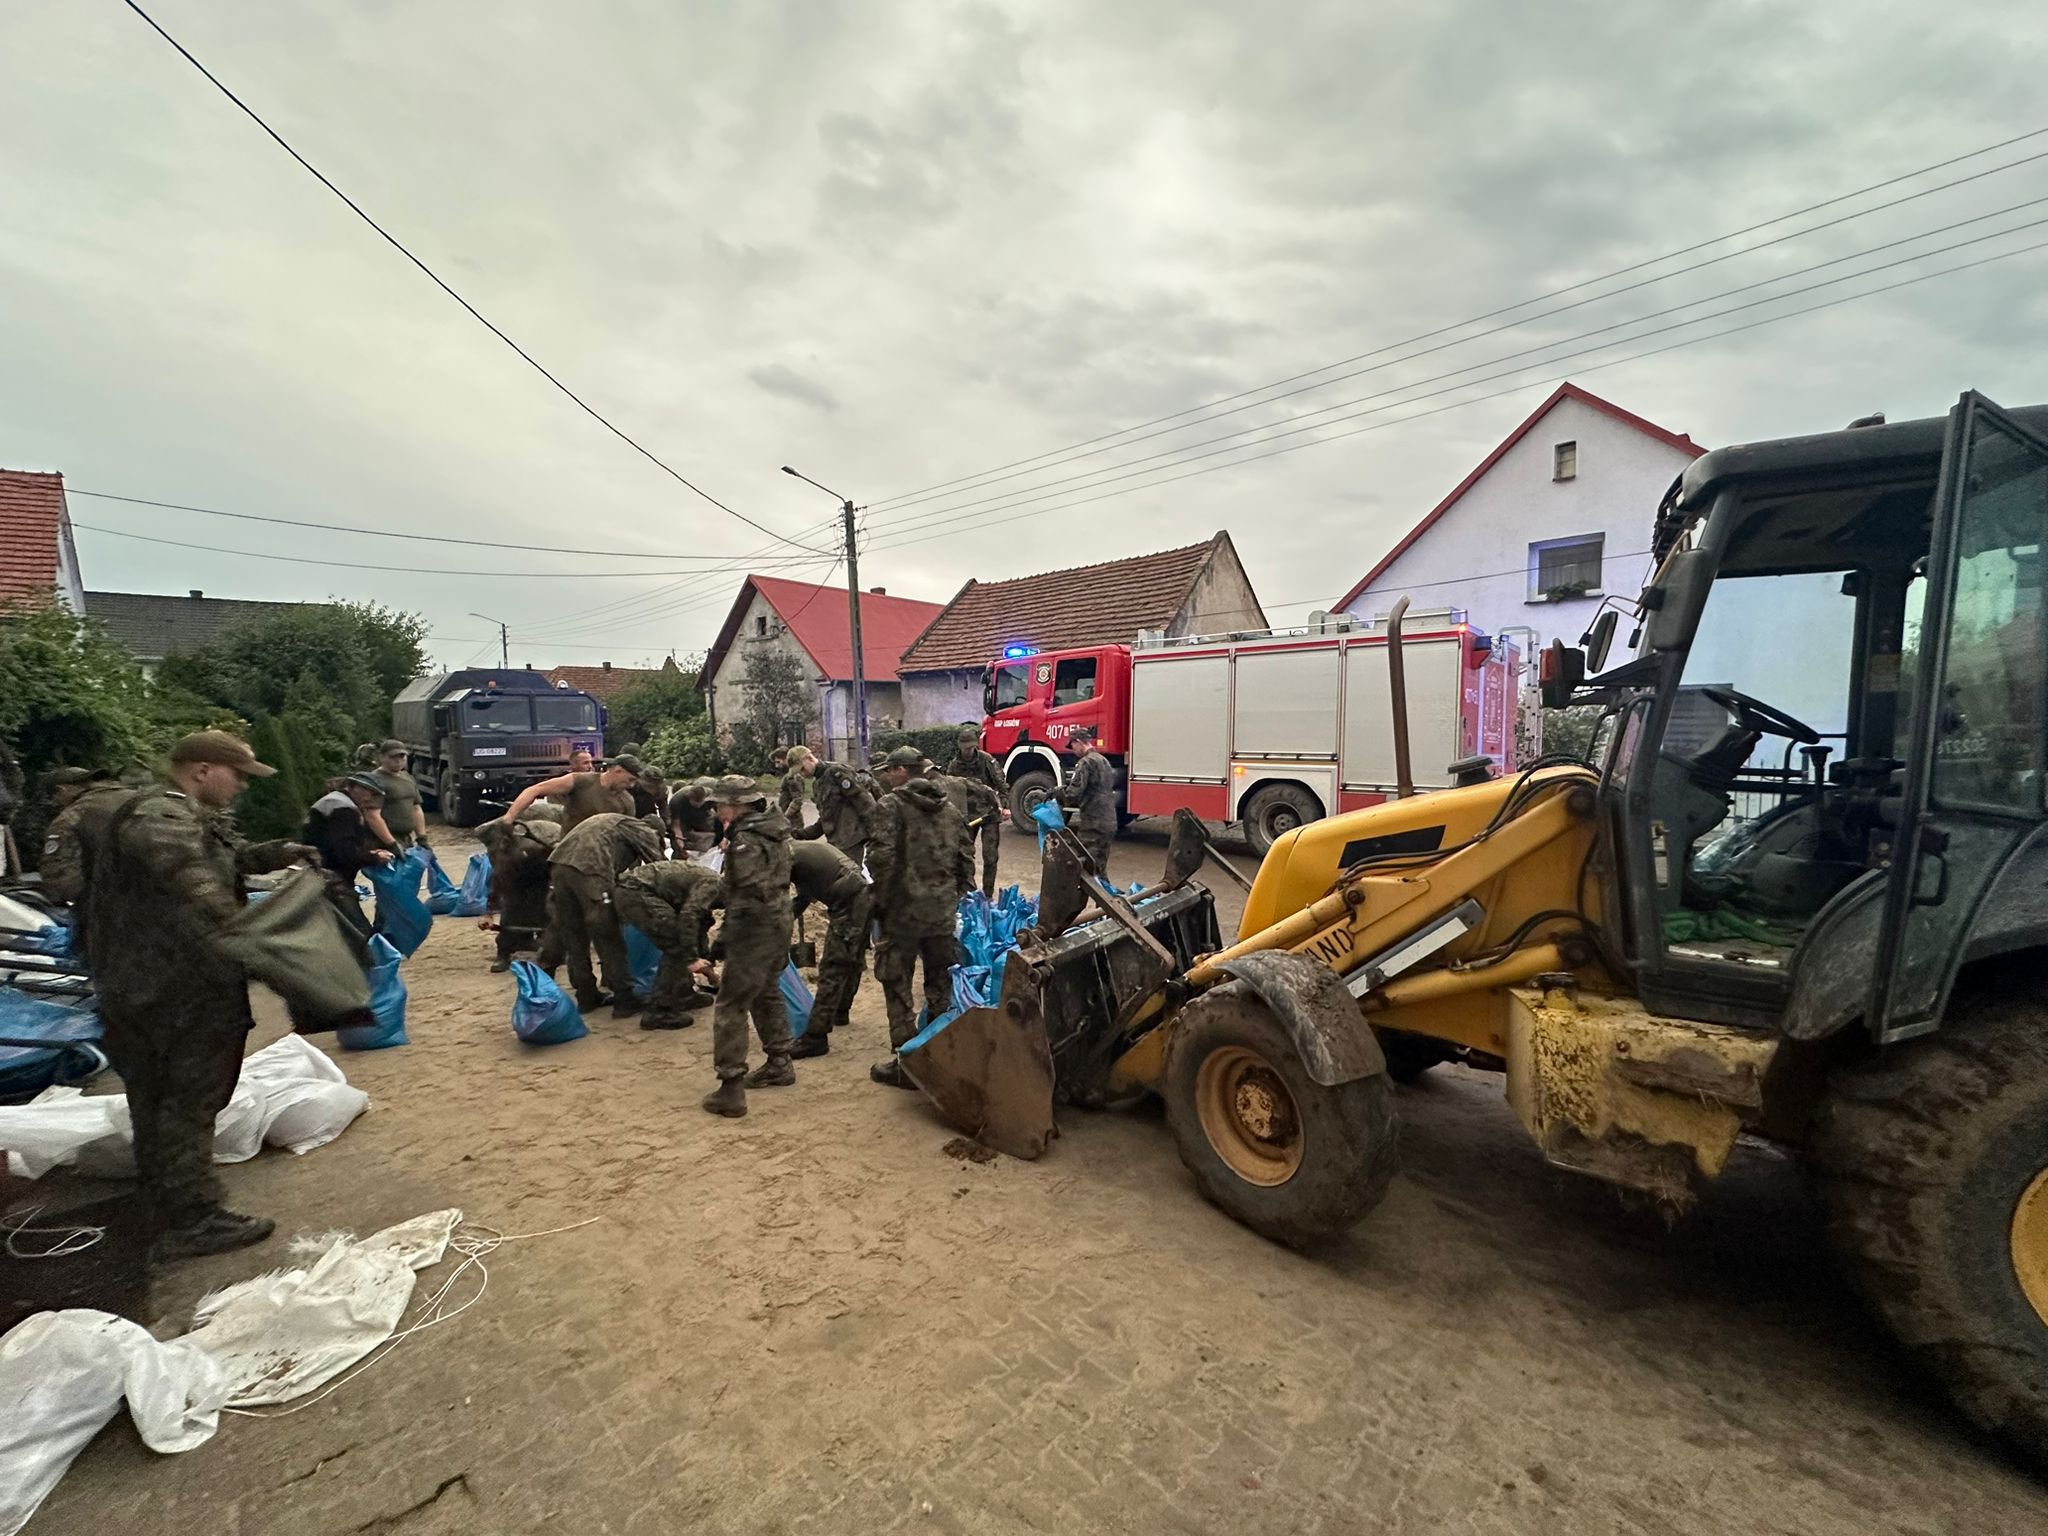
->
[1333,383,1704,652]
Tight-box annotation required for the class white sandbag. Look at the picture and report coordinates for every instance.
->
[0,1034,367,1179]
[0,1310,228,1536]
[187,1208,461,1407]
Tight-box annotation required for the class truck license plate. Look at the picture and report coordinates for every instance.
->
[472,747,508,757]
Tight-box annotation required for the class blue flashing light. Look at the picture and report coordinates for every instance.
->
[1002,644,1039,659]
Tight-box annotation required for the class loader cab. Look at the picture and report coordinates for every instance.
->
[1582,395,2048,1040]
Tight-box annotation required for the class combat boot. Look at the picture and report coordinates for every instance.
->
[639,1010,696,1030]
[745,1056,796,1088]
[574,989,611,1012]
[869,1057,915,1089]
[701,1078,747,1118]
[154,1208,275,1263]
[610,992,645,1019]
[790,1032,829,1059]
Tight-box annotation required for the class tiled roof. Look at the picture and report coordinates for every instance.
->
[82,589,309,659]
[897,536,1224,671]
[702,577,946,685]
[0,469,67,607]
[544,661,679,701]
[1333,382,1704,610]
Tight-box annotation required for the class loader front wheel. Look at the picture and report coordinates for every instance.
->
[1811,981,2048,1466]
[1165,983,1398,1249]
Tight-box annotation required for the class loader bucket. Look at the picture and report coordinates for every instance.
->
[901,882,1222,1157]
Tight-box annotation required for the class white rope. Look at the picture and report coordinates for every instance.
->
[1,1205,106,1260]
[222,1214,601,1419]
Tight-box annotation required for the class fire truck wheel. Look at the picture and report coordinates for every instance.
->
[1007,769,1057,831]
[1165,982,1398,1250]
[1242,782,1323,857]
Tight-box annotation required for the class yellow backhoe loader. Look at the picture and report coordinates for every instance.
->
[905,391,2048,1464]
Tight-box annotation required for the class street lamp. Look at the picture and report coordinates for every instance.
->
[469,611,512,668]
[780,465,869,759]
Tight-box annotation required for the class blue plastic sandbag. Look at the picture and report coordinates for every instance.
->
[365,851,433,957]
[511,959,587,1045]
[0,1040,106,1099]
[1029,797,1066,849]
[0,986,101,1049]
[338,935,409,1050]
[624,924,662,997]
[5,917,75,961]
[422,851,459,916]
[452,851,492,918]
[780,961,815,1038]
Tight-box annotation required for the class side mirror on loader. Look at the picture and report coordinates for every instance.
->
[1582,609,1618,673]
[1538,639,1586,710]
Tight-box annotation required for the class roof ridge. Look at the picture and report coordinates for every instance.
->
[956,537,1215,592]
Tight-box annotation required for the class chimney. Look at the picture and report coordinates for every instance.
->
[189,589,203,599]
[869,586,886,595]
[602,660,612,670]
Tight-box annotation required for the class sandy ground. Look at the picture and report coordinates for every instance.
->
[16,818,2048,1535]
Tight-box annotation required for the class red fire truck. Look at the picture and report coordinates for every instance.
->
[979,610,1523,853]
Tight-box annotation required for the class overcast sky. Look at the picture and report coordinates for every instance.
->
[4,1,2044,671]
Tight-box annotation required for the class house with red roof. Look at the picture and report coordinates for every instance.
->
[0,468,85,613]
[1333,383,1703,650]
[701,575,946,759]
[544,659,681,703]
[894,533,1266,728]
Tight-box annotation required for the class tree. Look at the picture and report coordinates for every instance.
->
[723,650,818,771]
[604,657,704,747]
[643,714,723,779]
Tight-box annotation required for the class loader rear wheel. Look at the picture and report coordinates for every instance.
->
[1811,982,2048,1466]
[1165,982,1398,1249]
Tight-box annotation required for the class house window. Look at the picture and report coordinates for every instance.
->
[1554,440,1578,481]
[1530,534,1603,601]
[1051,656,1097,708]
[754,616,768,637]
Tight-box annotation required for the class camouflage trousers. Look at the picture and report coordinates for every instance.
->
[613,885,714,1025]
[714,903,794,1079]
[100,986,253,1225]
[1072,824,1113,875]
[972,819,1002,900]
[537,867,631,1005]
[874,927,960,1050]
[808,889,872,1035]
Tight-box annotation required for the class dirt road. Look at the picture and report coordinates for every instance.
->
[24,820,2048,1534]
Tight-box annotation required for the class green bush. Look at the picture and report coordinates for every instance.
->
[870,726,968,769]
[604,662,703,749]
[644,713,724,780]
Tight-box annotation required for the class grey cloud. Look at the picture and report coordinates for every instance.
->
[749,361,841,413]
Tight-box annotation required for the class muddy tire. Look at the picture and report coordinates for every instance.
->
[1242,783,1322,857]
[438,767,482,829]
[1007,769,1056,833]
[1810,982,2048,1466]
[1164,980,1398,1249]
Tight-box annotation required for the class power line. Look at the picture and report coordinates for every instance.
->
[866,154,2048,525]
[70,521,814,578]
[118,0,829,556]
[858,221,2048,548]
[64,488,825,562]
[865,203,2048,536]
[859,235,2048,559]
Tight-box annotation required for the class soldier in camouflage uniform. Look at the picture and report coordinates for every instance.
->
[787,838,872,1059]
[614,858,722,1028]
[536,810,662,1016]
[494,757,638,832]
[699,775,797,1118]
[793,751,875,863]
[951,725,1011,898]
[480,809,562,971]
[779,747,810,825]
[86,732,312,1260]
[1056,723,1119,872]
[866,746,973,1088]
[37,767,129,909]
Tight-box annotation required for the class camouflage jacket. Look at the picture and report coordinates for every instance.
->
[721,805,794,919]
[952,746,1007,803]
[778,767,807,822]
[939,773,1001,848]
[792,761,873,858]
[867,778,971,936]
[548,811,662,880]
[481,813,561,900]
[1058,748,1118,835]
[789,838,868,917]
[86,789,300,1008]
[39,782,131,904]
[616,860,722,962]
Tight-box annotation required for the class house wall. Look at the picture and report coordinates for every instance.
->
[819,679,905,762]
[1171,542,1266,637]
[704,587,827,741]
[901,669,982,731]
[1341,396,1693,651]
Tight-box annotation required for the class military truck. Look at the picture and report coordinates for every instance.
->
[390,669,606,827]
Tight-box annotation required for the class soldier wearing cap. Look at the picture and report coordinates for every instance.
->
[38,766,128,907]
[866,745,973,1088]
[696,774,797,1117]
[1056,723,1118,872]
[951,725,1011,899]
[613,858,723,1027]
[536,810,662,1016]
[370,740,424,847]
[495,755,639,832]
[786,837,872,1058]
[84,731,314,1260]
[792,748,875,863]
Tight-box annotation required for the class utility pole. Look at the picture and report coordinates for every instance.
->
[468,611,510,668]
[781,466,869,759]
